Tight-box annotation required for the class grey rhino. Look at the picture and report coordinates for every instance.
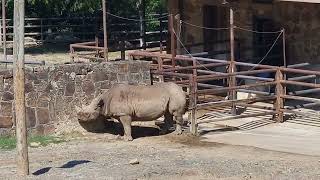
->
[76,82,187,141]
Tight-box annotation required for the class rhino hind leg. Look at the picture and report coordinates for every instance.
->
[160,111,174,135]
[173,115,183,135]
[119,116,133,141]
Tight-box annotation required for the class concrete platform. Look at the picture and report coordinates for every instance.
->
[198,105,320,156]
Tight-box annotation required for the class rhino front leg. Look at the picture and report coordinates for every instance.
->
[173,115,183,135]
[119,116,133,141]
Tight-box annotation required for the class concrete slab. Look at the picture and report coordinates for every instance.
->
[201,121,320,156]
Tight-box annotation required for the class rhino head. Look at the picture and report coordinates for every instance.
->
[75,96,105,122]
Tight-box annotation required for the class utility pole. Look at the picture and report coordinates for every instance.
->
[2,0,7,61]
[102,0,108,61]
[13,0,29,176]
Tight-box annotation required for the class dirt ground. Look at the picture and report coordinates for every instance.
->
[0,131,319,180]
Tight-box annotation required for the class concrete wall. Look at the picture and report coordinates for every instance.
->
[0,61,151,136]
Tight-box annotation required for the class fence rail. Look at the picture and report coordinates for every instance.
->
[0,14,168,50]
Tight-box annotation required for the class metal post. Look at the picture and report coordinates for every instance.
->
[102,0,108,61]
[13,0,29,176]
[169,14,176,67]
[282,29,287,95]
[158,56,164,82]
[142,0,146,50]
[40,19,43,42]
[0,18,2,46]
[175,14,181,55]
[190,75,197,135]
[2,0,7,62]
[159,10,163,53]
[229,8,236,115]
[275,68,284,123]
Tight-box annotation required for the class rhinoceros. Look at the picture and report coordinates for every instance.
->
[76,82,187,141]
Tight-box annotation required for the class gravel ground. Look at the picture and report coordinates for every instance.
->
[0,133,319,180]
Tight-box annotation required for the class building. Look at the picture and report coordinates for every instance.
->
[168,0,320,68]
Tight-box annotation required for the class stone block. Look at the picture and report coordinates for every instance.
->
[26,92,38,107]
[93,71,109,82]
[2,91,14,101]
[109,72,118,81]
[25,82,34,93]
[100,81,111,90]
[1,102,12,116]
[65,81,75,96]
[49,102,56,122]
[26,107,36,128]
[37,93,50,108]
[129,62,141,73]
[36,108,50,124]
[117,74,128,82]
[0,75,4,92]
[82,80,95,95]
[118,63,129,73]
[35,124,55,135]
[0,116,13,128]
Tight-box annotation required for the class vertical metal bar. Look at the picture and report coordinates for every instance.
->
[169,14,176,67]
[70,45,75,62]
[142,0,146,50]
[120,38,125,60]
[175,14,181,55]
[190,75,197,135]
[159,11,163,53]
[40,19,43,42]
[275,68,284,123]
[229,8,236,115]
[158,56,164,82]
[0,17,2,46]
[13,0,29,175]
[95,35,99,57]
[102,0,108,61]
[282,29,287,95]
[2,0,7,62]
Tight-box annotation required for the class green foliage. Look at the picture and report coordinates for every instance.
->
[4,0,166,18]
[0,135,65,150]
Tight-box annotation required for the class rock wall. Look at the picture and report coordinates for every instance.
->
[0,61,151,135]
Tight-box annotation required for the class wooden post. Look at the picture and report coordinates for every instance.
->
[13,0,29,176]
[275,68,284,123]
[2,0,7,62]
[229,8,237,115]
[142,0,146,50]
[175,14,181,55]
[102,0,108,61]
[169,14,176,67]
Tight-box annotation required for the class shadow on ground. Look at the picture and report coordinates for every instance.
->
[32,160,92,176]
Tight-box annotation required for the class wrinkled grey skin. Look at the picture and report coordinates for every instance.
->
[76,82,187,141]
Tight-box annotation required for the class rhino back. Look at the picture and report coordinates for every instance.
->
[105,84,170,120]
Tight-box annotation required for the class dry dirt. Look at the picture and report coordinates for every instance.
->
[0,131,319,180]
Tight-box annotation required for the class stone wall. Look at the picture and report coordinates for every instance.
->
[0,61,151,135]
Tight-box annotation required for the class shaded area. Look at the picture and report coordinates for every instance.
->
[78,115,180,139]
[59,160,91,169]
[32,167,52,176]
[32,160,92,176]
